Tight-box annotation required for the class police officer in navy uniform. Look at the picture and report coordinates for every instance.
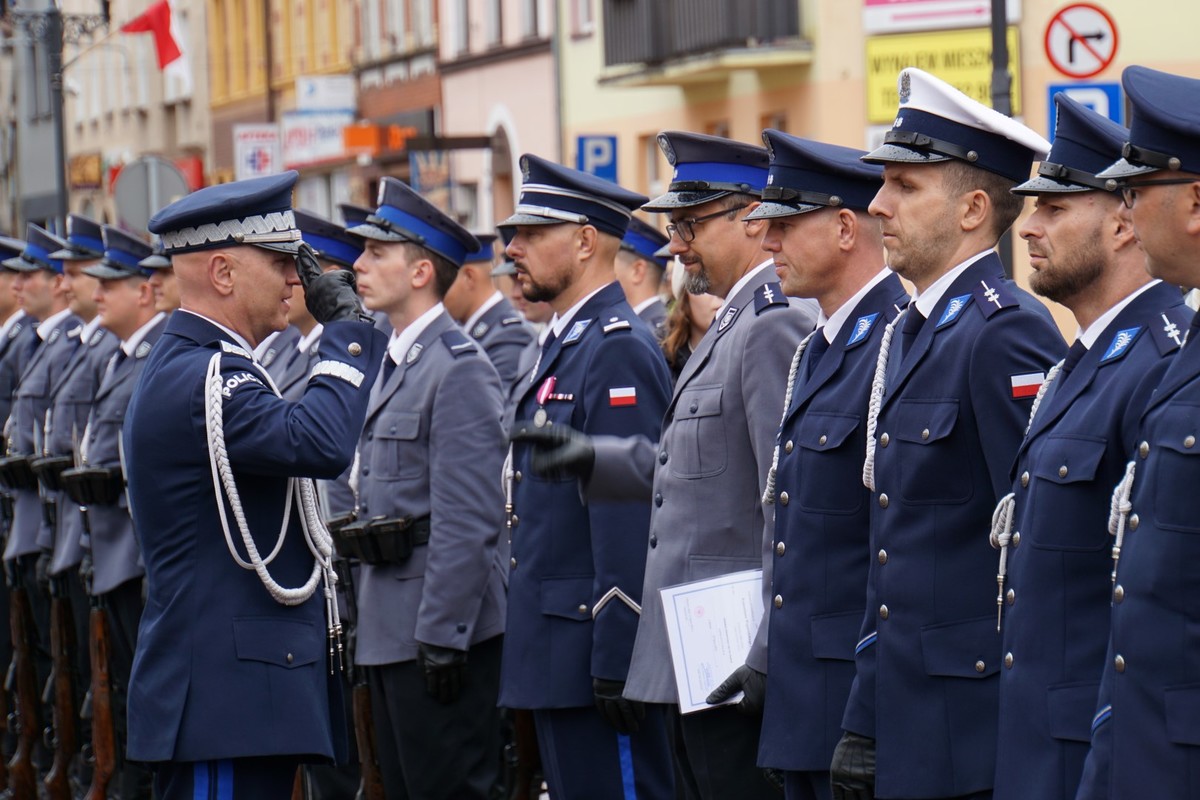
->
[747,131,906,800]
[501,154,675,799]
[344,177,506,799]
[615,217,670,340]
[1074,65,1200,799]
[988,93,1191,800]
[125,170,386,799]
[829,68,1066,800]
[142,244,181,316]
[444,233,535,389]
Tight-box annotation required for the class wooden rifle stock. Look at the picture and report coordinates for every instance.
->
[83,597,115,800]
[7,582,40,799]
[43,580,78,800]
[352,680,385,800]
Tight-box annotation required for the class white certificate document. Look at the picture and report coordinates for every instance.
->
[660,569,765,714]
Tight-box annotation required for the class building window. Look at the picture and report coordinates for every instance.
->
[643,134,665,199]
[572,0,593,36]
[413,0,434,48]
[521,0,538,38]
[386,0,407,54]
[454,0,470,55]
[485,0,502,47]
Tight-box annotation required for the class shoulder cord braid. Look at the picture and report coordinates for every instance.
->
[762,330,816,505]
[203,352,343,673]
[1108,459,1137,592]
[985,356,1066,633]
[863,309,902,492]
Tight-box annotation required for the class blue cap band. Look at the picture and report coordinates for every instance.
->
[672,161,768,191]
[375,204,471,265]
[465,239,495,263]
[303,231,362,268]
[71,234,105,255]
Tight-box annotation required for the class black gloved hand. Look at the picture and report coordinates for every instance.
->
[296,242,372,324]
[79,553,95,596]
[830,731,876,800]
[705,663,767,715]
[417,643,468,705]
[593,678,645,735]
[35,550,51,590]
[510,424,595,481]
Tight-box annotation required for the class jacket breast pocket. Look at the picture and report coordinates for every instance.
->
[1028,435,1108,550]
[920,616,1000,679]
[894,399,970,505]
[368,411,424,481]
[233,616,321,669]
[811,609,865,661]
[1165,684,1200,746]
[795,412,862,514]
[670,385,726,479]
[540,576,593,622]
[1153,405,1200,533]
[16,371,48,401]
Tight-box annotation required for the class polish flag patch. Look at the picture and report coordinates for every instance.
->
[609,387,637,407]
[1010,372,1045,399]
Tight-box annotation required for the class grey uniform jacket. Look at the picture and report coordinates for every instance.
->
[354,310,508,665]
[468,295,534,390]
[637,298,668,341]
[274,330,321,402]
[589,265,817,703]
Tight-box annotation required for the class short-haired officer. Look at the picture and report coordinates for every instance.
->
[1076,65,1200,799]
[749,131,906,800]
[346,177,507,799]
[141,244,180,315]
[989,93,1191,800]
[830,68,1065,800]
[615,217,670,339]
[443,233,535,389]
[125,170,386,799]
[502,154,675,799]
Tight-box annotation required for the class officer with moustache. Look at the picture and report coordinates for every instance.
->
[125,171,386,799]
[1077,66,1200,799]
[746,131,906,800]
[615,217,670,339]
[502,155,674,799]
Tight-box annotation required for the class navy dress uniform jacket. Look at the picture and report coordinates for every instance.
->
[469,295,534,390]
[843,254,1064,798]
[500,282,671,709]
[1078,309,1200,799]
[0,313,36,434]
[354,310,508,664]
[760,273,908,773]
[994,282,1189,800]
[5,311,82,561]
[81,315,168,595]
[124,311,386,763]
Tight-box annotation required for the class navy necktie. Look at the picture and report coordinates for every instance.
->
[899,308,925,360]
[380,354,397,386]
[806,327,829,379]
[1060,340,1087,375]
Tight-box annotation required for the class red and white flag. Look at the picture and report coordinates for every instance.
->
[1010,372,1045,400]
[121,0,192,95]
[609,387,637,407]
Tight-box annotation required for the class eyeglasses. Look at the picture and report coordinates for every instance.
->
[666,204,749,243]
[1118,178,1198,209]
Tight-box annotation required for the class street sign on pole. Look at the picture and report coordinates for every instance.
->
[113,156,190,234]
[576,136,618,183]
[1044,3,1118,79]
[1047,82,1123,136]
[863,0,1021,35]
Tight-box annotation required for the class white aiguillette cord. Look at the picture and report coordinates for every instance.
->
[203,351,343,673]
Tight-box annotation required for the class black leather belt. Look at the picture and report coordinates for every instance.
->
[0,455,38,492]
[331,514,431,565]
[31,455,73,493]
[61,466,124,507]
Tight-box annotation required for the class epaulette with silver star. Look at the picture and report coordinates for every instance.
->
[1152,305,1192,355]
[219,340,254,361]
[754,282,788,315]
[971,278,1019,320]
[441,328,477,358]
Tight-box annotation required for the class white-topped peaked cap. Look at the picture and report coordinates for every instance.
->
[864,67,1051,183]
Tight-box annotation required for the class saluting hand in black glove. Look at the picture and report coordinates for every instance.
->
[510,424,595,481]
[295,242,373,324]
[830,731,876,800]
[593,678,645,734]
[418,643,468,705]
[705,663,767,715]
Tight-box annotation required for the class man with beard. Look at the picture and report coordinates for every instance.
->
[829,68,1065,800]
[515,133,817,799]
[989,93,1191,800]
[1076,65,1200,799]
[748,131,907,800]
[502,155,674,799]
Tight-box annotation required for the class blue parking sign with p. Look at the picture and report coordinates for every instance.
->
[577,136,618,183]
[1047,82,1123,140]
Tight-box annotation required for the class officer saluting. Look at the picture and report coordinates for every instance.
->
[1077,66,1200,799]
[830,68,1065,800]
[124,171,386,798]
[751,131,906,800]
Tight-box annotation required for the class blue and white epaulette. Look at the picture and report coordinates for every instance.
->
[971,278,1019,320]
[441,328,477,358]
[601,315,633,335]
[755,282,788,315]
[1152,306,1192,355]
[501,315,525,327]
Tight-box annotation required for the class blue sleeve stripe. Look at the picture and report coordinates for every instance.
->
[617,732,638,800]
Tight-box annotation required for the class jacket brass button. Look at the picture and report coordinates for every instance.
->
[776,541,786,557]
[1058,465,1068,478]
[779,491,789,506]
[1006,588,1015,605]
[1114,655,1126,673]
[1139,441,1149,458]
[879,604,889,620]
[1186,435,1196,449]
[879,493,889,508]
[1113,585,1125,603]
[880,432,890,447]
[514,471,522,483]
[784,440,794,454]
[774,595,783,609]
[1020,471,1030,488]
[921,428,930,440]
[510,514,519,527]
[877,549,888,565]
[1129,514,1139,531]
[347,342,362,356]
[510,558,517,569]
[286,653,294,664]
[818,434,827,446]
[1011,531,1021,547]
[578,604,589,614]
[1004,652,1013,669]
[975,660,986,673]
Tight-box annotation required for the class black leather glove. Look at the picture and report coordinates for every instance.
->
[35,550,51,590]
[705,663,766,715]
[830,731,876,800]
[417,643,468,705]
[296,242,372,324]
[79,553,95,596]
[593,678,645,734]
[510,424,595,481]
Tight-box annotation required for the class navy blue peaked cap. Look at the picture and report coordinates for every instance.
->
[1099,66,1200,180]
[3,224,66,274]
[621,217,669,267]
[747,131,883,219]
[644,132,770,210]
[349,177,480,267]
[1014,94,1128,195]
[49,214,105,260]
[464,233,498,265]
[149,171,303,256]
[0,235,25,263]
[138,240,172,270]
[864,68,1050,183]
[294,209,364,268]
[500,154,648,239]
[85,226,154,280]
[339,203,373,230]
